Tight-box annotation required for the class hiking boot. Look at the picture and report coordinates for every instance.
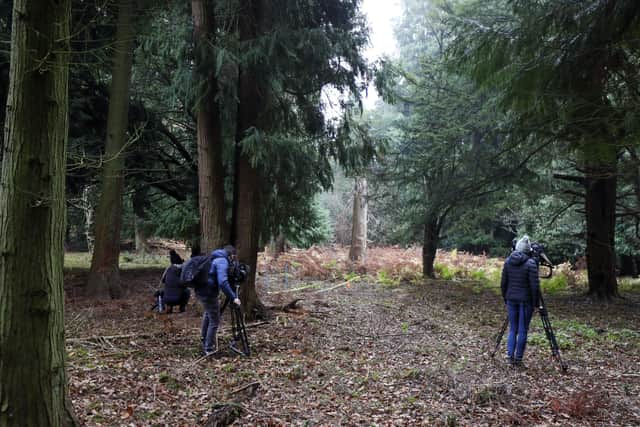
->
[505,355,515,366]
[514,358,527,370]
[179,305,186,313]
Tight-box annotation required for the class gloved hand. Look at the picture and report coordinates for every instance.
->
[233,298,241,306]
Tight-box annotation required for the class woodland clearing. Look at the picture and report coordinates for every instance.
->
[64,247,640,426]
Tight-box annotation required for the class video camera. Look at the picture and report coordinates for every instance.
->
[228,261,250,286]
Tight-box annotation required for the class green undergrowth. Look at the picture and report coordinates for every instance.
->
[619,277,640,293]
[540,274,569,295]
[65,252,166,270]
[527,318,640,350]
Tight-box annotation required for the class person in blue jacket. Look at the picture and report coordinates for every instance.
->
[196,245,242,356]
[500,235,540,368]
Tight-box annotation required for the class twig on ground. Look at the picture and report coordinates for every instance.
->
[66,332,155,344]
[267,283,320,294]
[312,279,354,294]
[229,381,261,396]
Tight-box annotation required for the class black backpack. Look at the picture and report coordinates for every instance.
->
[179,255,212,288]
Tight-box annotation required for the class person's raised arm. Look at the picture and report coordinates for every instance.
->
[500,261,509,303]
[214,257,238,301]
[528,259,540,309]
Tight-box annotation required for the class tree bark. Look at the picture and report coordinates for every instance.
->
[192,0,227,254]
[233,153,265,319]
[0,0,79,424]
[82,185,95,253]
[132,187,150,254]
[232,0,266,320]
[619,254,637,278]
[584,159,618,298]
[422,217,440,279]
[349,177,368,261]
[274,233,286,257]
[88,0,136,299]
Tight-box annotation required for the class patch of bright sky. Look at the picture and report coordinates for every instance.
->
[322,0,402,117]
[361,0,402,109]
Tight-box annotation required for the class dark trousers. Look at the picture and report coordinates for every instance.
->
[163,289,191,312]
[197,294,220,353]
[506,300,533,360]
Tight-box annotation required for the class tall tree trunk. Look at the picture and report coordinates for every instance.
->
[192,0,227,253]
[0,0,79,424]
[132,187,150,254]
[233,153,265,319]
[232,0,266,320]
[87,0,136,298]
[82,184,95,253]
[619,255,637,278]
[422,217,440,279]
[585,159,618,298]
[349,177,368,261]
[274,233,286,257]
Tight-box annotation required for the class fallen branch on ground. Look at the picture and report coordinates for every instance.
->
[267,299,304,312]
[311,279,355,294]
[66,332,156,344]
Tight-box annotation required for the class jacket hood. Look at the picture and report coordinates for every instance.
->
[211,249,229,259]
[508,251,530,266]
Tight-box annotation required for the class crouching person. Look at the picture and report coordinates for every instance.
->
[196,245,241,356]
[158,250,190,313]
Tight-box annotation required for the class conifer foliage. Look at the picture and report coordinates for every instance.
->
[448,0,640,298]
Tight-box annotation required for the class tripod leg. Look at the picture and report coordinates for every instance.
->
[237,308,250,356]
[490,316,509,358]
[540,311,568,372]
[229,306,251,356]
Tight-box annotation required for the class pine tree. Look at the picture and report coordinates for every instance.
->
[0,0,78,423]
[88,0,138,298]
[448,0,640,297]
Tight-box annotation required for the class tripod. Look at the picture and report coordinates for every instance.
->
[490,295,568,372]
[220,284,251,357]
[229,303,251,356]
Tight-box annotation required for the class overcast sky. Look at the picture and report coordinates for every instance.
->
[321,0,402,116]
[361,0,402,108]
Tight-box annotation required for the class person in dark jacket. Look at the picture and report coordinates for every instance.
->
[500,235,540,367]
[196,245,241,356]
[158,250,190,313]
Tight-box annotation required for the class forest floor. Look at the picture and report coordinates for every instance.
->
[64,248,640,426]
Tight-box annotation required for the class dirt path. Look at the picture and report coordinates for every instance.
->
[66,270,640,426]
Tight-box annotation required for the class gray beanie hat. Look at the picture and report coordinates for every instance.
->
[515,235,532,253]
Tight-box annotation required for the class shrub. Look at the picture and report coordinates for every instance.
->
[376,270,400,287]
[541,274,568,295]
[434,263,456,280]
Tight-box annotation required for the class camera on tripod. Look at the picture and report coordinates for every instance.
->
[229,261,250,286]
[511,239,554,278]
[225,261,251,357]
